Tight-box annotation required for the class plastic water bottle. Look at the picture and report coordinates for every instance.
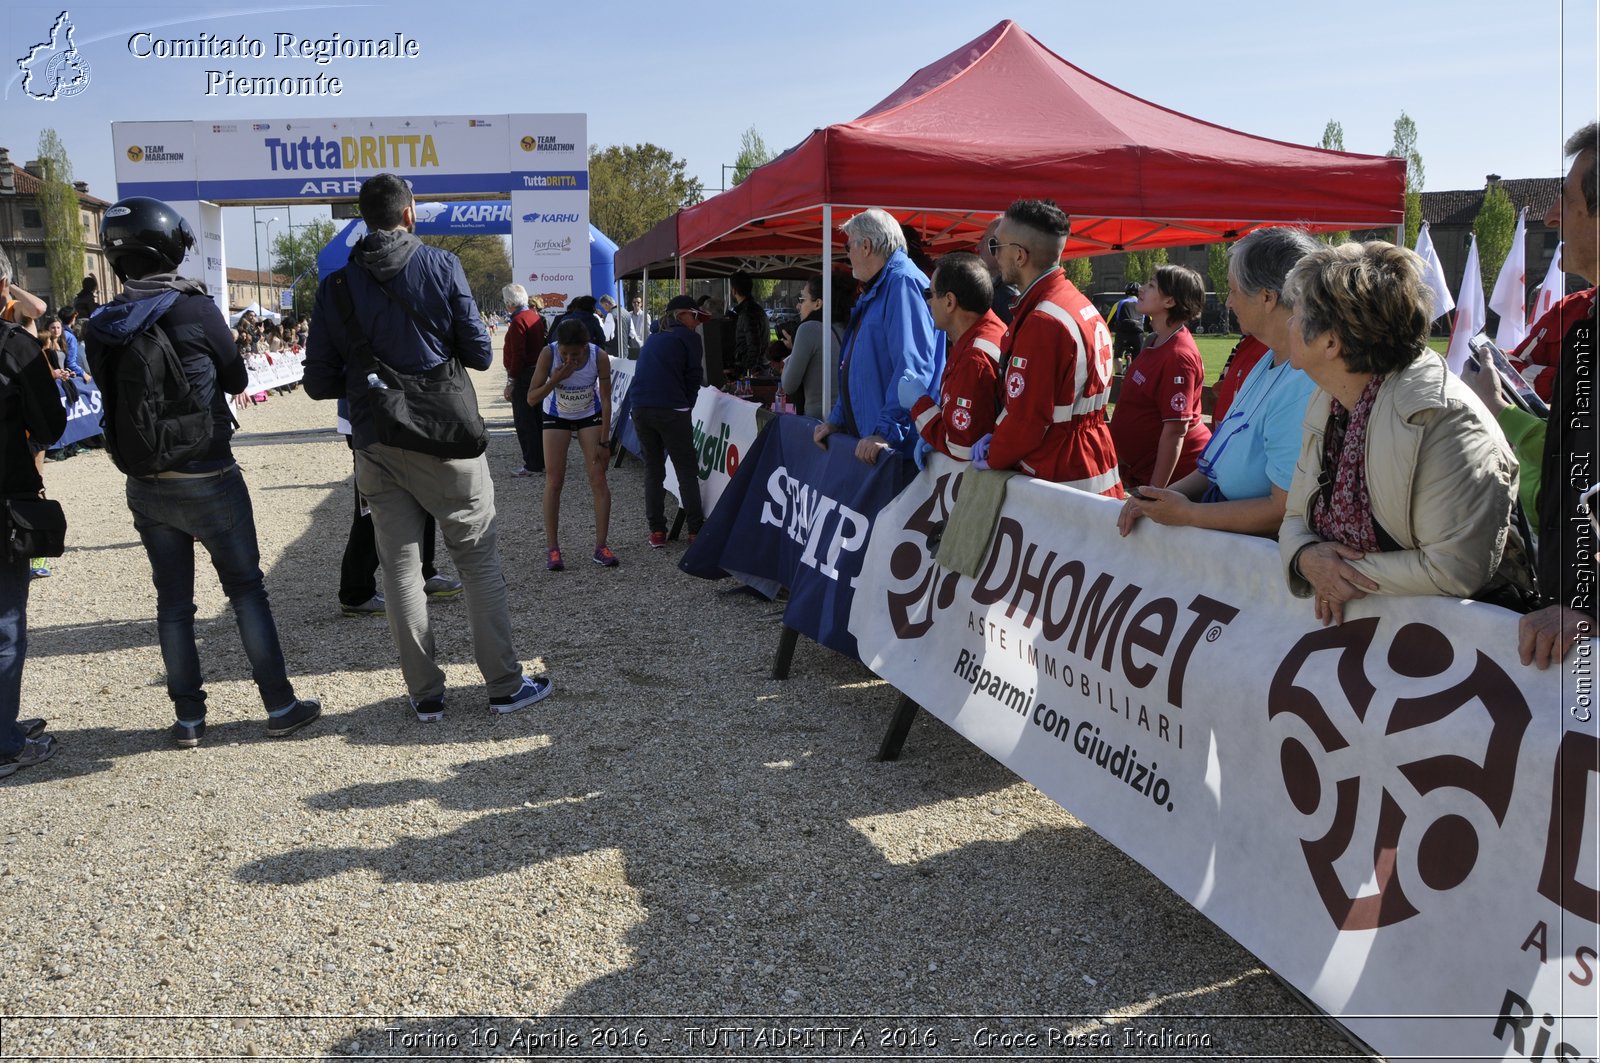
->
[366,372,387,390]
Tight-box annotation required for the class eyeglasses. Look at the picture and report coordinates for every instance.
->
[922,287,937,300]
[986,237,1026,257]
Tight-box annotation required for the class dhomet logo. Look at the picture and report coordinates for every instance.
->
[1269,618,1532,930]
[17,11,91,102]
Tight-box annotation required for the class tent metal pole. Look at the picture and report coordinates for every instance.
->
[821,204,834,415]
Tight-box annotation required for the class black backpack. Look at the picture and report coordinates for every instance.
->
[88,318,212,476]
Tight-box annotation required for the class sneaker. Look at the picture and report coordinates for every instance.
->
[0,735,57,778]
[266,698,322,738]
[647,531,667,549]
[340,593,386,617]
[592,545,619,567]
[423,574,464,599]
[488,675,554,715]
[29,560,49,578]
[511,466,541,477]
[17,718,45,739]
[546,547,564,572]
[410,695,445,723]
[688,532,698,545]
[171,719,206,748]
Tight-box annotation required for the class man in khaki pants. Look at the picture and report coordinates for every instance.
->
[305,174,553,722]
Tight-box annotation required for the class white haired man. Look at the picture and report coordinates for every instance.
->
[812,208,943,465]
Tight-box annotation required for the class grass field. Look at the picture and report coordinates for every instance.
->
[1192,333,1452,385]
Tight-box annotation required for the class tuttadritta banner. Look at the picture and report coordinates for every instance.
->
[684,416,918,659]
[850,454,1598,1062]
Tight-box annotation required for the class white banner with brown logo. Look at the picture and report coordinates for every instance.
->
[851,455,1598,1062]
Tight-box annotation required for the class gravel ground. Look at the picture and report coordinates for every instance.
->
[0,347,1374,1060]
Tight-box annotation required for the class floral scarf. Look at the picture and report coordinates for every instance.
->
[1310,375,1387,553]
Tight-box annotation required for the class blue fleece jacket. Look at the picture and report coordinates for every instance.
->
[826,249,943,453]
[629,321,704,410]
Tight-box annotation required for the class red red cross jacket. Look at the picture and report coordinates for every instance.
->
[909,310,1006,460]
[986,270,1122,496]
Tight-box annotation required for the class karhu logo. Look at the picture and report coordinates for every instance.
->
[17,10,91,102]
[1268,618,1530,930]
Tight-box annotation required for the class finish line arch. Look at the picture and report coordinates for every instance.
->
[110,113,588,314]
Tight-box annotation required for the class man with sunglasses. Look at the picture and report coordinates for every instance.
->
[898,253,1005,462]
[970,200,1122,498]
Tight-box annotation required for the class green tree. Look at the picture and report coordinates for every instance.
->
[589,143,703,249]
[421,234,510,312]
[269,218,337,318]
[1207,242,1231,315]
[1389,111,1425,248]
[1473,179,1516,294]
[33,129,84,310]
[1318,122,1351,244]
[1063,255,1092,289]
[1124,247,1168,283]
[731,126,772,187]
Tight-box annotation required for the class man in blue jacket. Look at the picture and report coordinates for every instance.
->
[631,295,709,547]
[305,173,551,723]
[813,208,943,465]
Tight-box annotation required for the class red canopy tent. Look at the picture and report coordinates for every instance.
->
[616,19,1404,279]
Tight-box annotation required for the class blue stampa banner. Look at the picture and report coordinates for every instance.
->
[680,415,916,660]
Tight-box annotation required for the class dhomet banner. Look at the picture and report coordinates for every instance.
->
[850,455,1598,1063]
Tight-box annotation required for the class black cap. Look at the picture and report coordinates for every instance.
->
[664,295,709,317]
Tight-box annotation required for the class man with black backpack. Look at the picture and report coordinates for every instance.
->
[84,197,321,748]
[0,246,66,776]
[305,173,552,723]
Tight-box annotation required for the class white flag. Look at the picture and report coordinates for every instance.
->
[1414,222,1455,321]
[1445,236,1485,375]
[1488,208,1529,349]
[1531,241,1565,324]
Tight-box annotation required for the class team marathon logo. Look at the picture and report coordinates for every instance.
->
[16,11,91,101]
[1268,618,1530,930]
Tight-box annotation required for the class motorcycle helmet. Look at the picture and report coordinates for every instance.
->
[101,196,196,280]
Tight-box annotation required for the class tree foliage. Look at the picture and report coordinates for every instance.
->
[1124,247,1169,283]
[269,218,337,318]
[589,143,703,249]
[732,126,772,187]
[421,234,511,313]
[1319,120,1346,153]
[1063,255,1093,289]
[1473,180,1516,294]
[1207,242,1231,308]
[33,129,84,310]
[1389,111,1425,247]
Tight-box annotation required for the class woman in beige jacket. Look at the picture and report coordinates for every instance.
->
[1277,241,1533,626]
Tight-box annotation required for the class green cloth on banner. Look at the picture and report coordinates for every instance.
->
[936,468,1018,578]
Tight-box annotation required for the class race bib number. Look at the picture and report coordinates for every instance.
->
[556,385,593,417]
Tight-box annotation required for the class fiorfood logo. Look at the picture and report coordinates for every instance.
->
[1268,618,1530,930]
[17,11,91,101]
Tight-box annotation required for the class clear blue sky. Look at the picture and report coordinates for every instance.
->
[4,0,1596,265]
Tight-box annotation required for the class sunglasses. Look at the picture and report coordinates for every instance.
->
[986,237,1026,256]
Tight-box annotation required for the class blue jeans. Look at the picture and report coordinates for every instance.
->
[0,555,31,756]
[125,466,296,721]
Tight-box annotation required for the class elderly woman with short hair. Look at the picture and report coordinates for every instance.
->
[1279,241,1532,625]
[1118,227,1319,538]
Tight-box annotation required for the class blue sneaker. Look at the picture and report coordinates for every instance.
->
[171,719,206,748]
[487,675,553,715]
[266,698,322,738]
[411,695,445,723]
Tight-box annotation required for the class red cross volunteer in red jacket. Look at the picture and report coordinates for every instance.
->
[902,253,1005,461]
[970,199,1122,498]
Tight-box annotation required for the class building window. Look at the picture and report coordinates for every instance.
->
[22,208,41,228]
[26,252,46,269]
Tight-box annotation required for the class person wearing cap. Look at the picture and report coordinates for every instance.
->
[630,295,708,547]
[597,294,620,357]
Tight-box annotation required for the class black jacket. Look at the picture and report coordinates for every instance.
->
[1,324,66,497]
[732,298,770,376]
